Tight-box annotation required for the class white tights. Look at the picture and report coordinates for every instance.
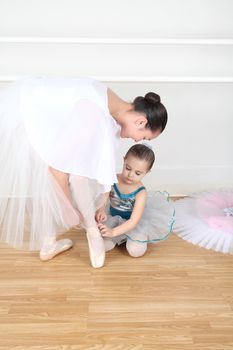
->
[104,216,148,257]
[69,175,105,268]
[104,236,148,257]
[126,239,148,257]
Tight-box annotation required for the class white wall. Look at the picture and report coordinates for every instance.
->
[0,0,233,195]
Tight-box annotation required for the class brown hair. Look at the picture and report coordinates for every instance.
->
[125,144,155,171]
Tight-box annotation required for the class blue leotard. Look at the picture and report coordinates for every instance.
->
[109,183,146,220]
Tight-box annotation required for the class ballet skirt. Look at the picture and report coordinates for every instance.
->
[0,76,120,250]
[173,189,233,254]
[105,184,175,245]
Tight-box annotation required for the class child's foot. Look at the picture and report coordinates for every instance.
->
[39,239,73,261]
[86,227,105,268]
[104,238,116,252]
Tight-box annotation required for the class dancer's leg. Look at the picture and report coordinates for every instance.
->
[69,175,105,268]
[102,215,124,252]
[126,235,148,258]
[104,238,116,252]
[49,167,72,202]
[39,167,73,261]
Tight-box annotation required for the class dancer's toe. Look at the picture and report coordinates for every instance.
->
[40,239,73,261]
[86,228,105,268]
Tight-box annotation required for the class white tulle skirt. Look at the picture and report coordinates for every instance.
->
[173,190,233,254]
[105,191,175,245]
[0,83,104,251]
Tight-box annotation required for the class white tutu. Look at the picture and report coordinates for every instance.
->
[105,191,175,245]
[0,83,80,250]
[0,77,119,251]
[20,76,120,191]
[173,190,233,254]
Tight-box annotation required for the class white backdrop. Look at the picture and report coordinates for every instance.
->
[0,0,232,195]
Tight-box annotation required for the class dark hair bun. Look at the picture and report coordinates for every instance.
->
[133,91,167,132]
[145,92,161,104]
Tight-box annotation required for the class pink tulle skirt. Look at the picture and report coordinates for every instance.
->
[173,190,233,254]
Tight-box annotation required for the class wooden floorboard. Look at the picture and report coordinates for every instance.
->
[0,227,233,349]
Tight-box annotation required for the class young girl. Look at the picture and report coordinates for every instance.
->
[0,76,168,268]
[96,144,175,257]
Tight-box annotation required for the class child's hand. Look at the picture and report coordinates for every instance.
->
[95,209,107,223]
[98,223,114,237]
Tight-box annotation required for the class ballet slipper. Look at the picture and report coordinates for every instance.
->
[39,239,73,261]
[86,227,105,268]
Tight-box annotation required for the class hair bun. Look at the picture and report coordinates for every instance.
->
[145,92,161,104]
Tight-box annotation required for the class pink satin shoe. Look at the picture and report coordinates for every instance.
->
[86,227,105,268]
[39,239,73,261]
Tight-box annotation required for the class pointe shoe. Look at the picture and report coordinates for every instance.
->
[39,239,73,261]
[86,228,105,268]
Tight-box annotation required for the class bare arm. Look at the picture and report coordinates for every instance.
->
[99,190,147,237]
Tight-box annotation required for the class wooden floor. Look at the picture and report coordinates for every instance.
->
[0,228,233,350]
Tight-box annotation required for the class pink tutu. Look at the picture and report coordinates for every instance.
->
[173,189,233,254]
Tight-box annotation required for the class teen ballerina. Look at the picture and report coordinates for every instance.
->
[0,75,168,268]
